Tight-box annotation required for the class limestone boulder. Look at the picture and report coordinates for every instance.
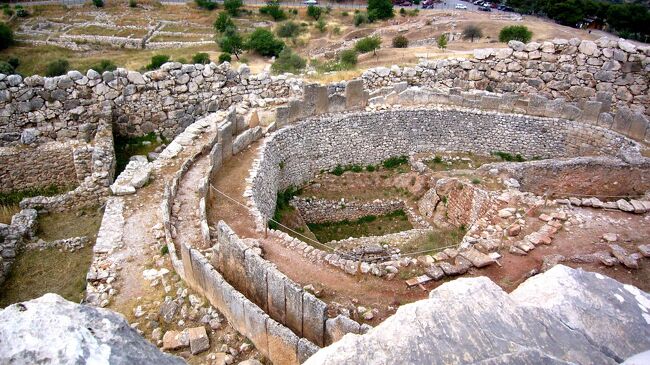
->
[305,266,650,365]
[0,293,185,365]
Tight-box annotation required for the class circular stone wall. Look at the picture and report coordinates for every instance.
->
[251,108,640,221]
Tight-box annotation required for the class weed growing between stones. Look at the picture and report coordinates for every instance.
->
[268,186,301,230]
[307,209,412,243]
[382,155,408,169]
[113,132,167,175]
[0,184,73,206]
[491,151,526,162]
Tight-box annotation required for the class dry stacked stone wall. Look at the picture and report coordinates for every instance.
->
[0,62,301,147]
[362,37,650,116]
[250,109,640,222]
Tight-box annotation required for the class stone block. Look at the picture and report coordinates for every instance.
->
[266,319,299,365]
[302,292,327,346]
[595,91,612,112]
[345,79,367,110]
[267,267,287,323]
[297,338,320,363]
[188,326,210,355]
[232,128,254,155]
[244,250,268,311]
[210,142,223,173]
[580,101,602,124]
[217,121,233,160]
[479,95,501,110]
[527,94,548,116]
[274,106,290,128]
[325,315,361,345]
[242,299,270,356]
[328,94,346,113]
[284,281,303,337]
[560,103,581,120]
[612,107,633,134]
[303,83,329,116]
[627,112,649,142]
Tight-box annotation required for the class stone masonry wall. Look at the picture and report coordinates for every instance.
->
[0,141,79,194]
[0,62,301,147]
[250,108,640,222]
[362,38,650,116]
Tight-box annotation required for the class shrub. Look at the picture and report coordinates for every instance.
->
[89,59,116,73]
[471,178,481,185]
[260,1,287,21]
[316,18,327,33]
[462,25,483,42]
[92,0,104,8]
[491,151,525,162]
[15,5,28,17]
[218,52,232,63]
[129,0,137,7]
[247,28,285,57]
[146,54,170,70]
[333,26,341,35]
[351,165,363,173]
[7,57,19,69]
[341,11,349,16]
[192,52,210,64]
[366,164,376,172]
[498,25,532,43]
[214,12,234,33]
[224,0,243,16]
[331,165,344,176]
[339,49,357,67]
[219,27,244,59]
[367,0,393,20]
[307,5,322,20]
[355,35,381,55]
[392,35,408,48]
[45,59,69,77]
[0,61,14,75]
[271,47,306,74]
[0,23,13,50]
[353,12,367,27]
[437,33,447,49]
[2,8,13,17]
[399,7,406,15]
[195,0,217,10]
[276,21,301,38]
[382,155,408,169]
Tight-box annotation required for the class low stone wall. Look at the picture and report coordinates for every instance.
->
[362,37,650,116]
[290,197,405,224]
[0,209,37,285]
[250,108,641,226]
[0,141,79,194]
[0,62,301,147]
[486,155,650,198]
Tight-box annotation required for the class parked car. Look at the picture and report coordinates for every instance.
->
[455,4,468,9]
[478,5,491,11]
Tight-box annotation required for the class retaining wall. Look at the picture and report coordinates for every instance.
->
[362,37,650,117]
[250,108,641,223]
[0,62,301,147]
[290,198,406,224]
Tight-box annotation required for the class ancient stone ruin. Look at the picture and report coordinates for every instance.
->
[1,37,649,364]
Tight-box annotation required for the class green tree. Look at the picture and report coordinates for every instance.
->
[247,28,285,57]
[355,35,381,55]
[462,25,483,42]
[195,0,217,10]
[498,25,532,43]
[276,21,301,38]
[437,34,447,49]
[259,1,287,21]
[271,47,306,74]
[219,27,244,60]
[0,23,14,50]
[214,12,235,33]
[353,12,368,27]
[367,0,393,20]
[224,0,243,16]
[307,5,322,20]
[392,35,408,48]
[45,59,70,77]
[92,0,104,7]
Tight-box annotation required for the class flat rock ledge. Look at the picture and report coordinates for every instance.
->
[0,293,185,365]
[306,265,650,365]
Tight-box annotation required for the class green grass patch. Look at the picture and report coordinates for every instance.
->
[491,151,526,162]
[37,207,102,242]
[113,132,165,176]
[307,209,412,243]
[382,155,408,169]
[400,226,466,254]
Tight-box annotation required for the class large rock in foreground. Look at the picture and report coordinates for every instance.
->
[0,293,185,365]
[306,265,650,365]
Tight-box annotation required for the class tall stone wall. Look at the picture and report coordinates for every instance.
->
[250,108,640,222]
[0,62,301,147]
[362,38,650,116]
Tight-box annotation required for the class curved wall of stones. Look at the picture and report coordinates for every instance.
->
[250,108,640,223]
[362,37,650,116]
[0,62,301,147]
